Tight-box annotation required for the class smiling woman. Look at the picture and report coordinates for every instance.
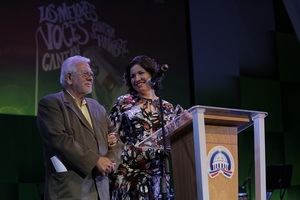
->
[109,55,184,200]
[130,64,153,97]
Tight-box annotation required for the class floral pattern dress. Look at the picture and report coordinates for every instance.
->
[109,94,184,200]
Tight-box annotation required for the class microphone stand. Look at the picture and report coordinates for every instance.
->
[155,87,169,200]
[159,96,168,200]
[149,65,170,200]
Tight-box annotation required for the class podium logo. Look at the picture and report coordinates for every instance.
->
[207,146,234,179]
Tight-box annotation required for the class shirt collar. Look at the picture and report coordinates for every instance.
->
[65,90,87,106]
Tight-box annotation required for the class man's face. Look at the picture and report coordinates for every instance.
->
[69,62,94,99]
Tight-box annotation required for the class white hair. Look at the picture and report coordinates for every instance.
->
[60,55,90,88]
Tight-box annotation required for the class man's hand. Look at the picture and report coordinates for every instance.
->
[96,156,116,176]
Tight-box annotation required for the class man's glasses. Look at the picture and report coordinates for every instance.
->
[72,71,95,79]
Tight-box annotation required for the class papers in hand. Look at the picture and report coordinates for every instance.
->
[135,111,192,149]
[50,155,67,172]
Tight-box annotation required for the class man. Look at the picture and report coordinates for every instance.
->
[37,55,122,200]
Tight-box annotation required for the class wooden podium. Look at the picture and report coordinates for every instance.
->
[165,105,267,200]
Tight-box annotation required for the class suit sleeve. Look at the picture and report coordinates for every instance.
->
[104,109,123,168]
[37,97,99,176]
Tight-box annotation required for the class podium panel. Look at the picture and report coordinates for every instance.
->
[170,123,196,200]
[170,124,238,200]
[137,105,267,200]
[206,125,238,200]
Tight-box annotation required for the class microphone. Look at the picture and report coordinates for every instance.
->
[148,64,169,87]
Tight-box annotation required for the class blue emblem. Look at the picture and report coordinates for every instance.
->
[207,146,234,179]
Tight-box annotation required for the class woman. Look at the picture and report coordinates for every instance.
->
[109,55,184,199]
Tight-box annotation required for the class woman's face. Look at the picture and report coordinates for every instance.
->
[130,64,152,95]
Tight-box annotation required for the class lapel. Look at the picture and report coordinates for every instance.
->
[86,98,106,149]
[60,90,95,135]
[86,99,97,131]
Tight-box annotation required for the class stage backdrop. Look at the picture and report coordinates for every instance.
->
[0,0,191,116]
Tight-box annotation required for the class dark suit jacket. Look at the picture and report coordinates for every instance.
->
[37,90,122,200]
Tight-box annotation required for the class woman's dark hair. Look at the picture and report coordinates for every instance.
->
[124,55,162,94]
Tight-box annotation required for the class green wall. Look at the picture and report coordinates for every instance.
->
[0,114,44,199]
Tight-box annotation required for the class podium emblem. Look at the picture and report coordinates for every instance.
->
[207,146,234,179]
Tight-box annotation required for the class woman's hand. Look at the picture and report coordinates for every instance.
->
[108,132,118,147]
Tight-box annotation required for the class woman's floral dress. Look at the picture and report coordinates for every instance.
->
[109,94,183,200]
